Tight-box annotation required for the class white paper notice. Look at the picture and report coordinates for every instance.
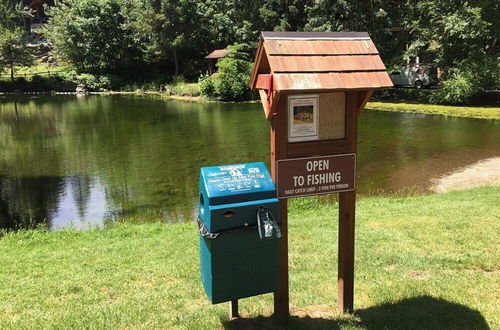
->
[288,95,319,142]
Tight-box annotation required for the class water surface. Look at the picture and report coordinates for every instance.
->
[0,95,498,230]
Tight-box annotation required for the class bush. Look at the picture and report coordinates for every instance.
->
[199,43,253,101]
[199,74,215,98]
[430,72,479,105]
[73,74,110,92]
[31,75,70,91]
[430,58,499,105]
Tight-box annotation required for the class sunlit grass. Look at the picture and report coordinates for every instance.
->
[0,186,498,329]
[366,101,500,120]
[0,64,73,81]
[168,80,201,97]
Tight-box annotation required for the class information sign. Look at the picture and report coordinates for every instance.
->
[276,154,356,198]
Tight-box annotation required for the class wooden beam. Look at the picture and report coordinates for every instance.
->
[259,90,271,119]
[271,96,289,323]
[338,92,358,313]
[249,40,265,89]
[357,90,374,117]
[229,300,239,319]
[255,74,272,90]
[338,190,356,313]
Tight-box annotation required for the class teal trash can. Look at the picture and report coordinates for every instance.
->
[198,162,281,304]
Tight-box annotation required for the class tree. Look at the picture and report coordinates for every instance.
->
[43,0,148,73]
[406,0,499,103]
[0,0,33,81]
[0,28,33,81]
[139,0,205,77]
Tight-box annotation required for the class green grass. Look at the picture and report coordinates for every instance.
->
[168,80,201,97]
[366,101,500,120]
[0,188,499,329]
[0,64,73,81]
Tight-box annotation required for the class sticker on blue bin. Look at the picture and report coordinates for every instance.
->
[207,165,266,193]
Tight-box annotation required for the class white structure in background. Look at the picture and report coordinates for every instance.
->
[390,63,435,89]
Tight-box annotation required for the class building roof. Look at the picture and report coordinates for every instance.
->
[205,49,230,59]
[250,31,392,92]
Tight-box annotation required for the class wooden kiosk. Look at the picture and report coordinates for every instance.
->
[249,31,392,321]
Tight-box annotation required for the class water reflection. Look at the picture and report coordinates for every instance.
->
[51,177,109,230]
[0,95,499,230]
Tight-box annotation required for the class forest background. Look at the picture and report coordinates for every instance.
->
[0,0,499,103]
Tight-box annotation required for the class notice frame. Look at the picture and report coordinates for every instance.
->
[288,95,319,142]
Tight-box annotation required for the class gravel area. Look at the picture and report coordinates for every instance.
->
[431,157,500,193]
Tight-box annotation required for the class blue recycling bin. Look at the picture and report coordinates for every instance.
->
[198,162,280,304]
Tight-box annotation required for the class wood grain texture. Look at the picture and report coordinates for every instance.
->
[338,190,356,313]
[255,74,271,89]
[264,40,379,55]
[270,97,290,323]
[273,72,393,91]
[338,92,358,313]
[268,55,386,73]
[258,90,270,118]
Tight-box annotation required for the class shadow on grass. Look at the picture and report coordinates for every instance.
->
[222,295,490,330]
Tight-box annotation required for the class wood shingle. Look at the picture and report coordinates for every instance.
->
[250,31,392,92]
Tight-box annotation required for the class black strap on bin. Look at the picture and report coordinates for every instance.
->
[257,206,282,240]
[197,206,281,240]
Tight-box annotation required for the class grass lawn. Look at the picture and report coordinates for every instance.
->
[0,186,499,329]
[365,101,500,120]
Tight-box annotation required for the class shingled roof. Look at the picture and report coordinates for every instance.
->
[250,31,392,92]
[205,49,230,59]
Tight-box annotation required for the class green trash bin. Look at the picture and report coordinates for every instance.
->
[198,162,281,304]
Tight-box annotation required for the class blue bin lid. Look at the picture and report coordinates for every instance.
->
[200,162,276,205]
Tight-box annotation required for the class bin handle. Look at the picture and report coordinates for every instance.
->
[257,206,281,240]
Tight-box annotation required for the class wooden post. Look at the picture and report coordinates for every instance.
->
[337,92,359,313]
[274,200,288,322]
[270,97,290,323]
[229,299,239,319]
[338,190,356,312]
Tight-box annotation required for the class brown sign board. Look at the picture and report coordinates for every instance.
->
[276,154,356,198]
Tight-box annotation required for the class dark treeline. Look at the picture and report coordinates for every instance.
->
[42,0,418,76]
[1,0,499,103]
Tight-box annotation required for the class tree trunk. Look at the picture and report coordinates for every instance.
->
[369,0,375,39]
[10,63,14,82]
[173,47,179,77]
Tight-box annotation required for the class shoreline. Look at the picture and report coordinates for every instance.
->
[431,157,500,193]
[1,91,499,119]
[365,101,500,120]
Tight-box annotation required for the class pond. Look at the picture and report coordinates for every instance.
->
[0,95,499,230]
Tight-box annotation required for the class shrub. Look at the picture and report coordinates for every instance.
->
[199,43,253,101]
[30,75,68,91]
[430,58,499,105]
[214,43,253,101]
[74,73,111,92]
[430,72,479,105]
[199,74,215,98]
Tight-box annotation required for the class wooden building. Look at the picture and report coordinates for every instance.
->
[204,49,230,75]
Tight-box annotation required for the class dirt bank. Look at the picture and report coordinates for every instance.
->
[431,157,500,193]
